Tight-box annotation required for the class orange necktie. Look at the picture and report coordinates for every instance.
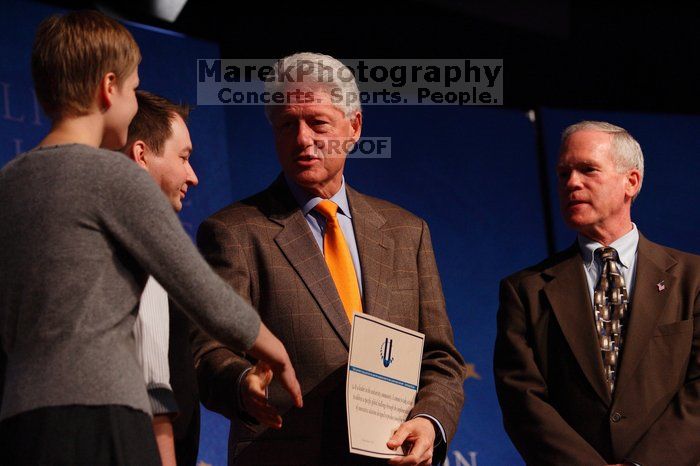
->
[315,200,363,321]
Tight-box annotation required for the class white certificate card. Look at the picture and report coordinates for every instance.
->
[346,313,425,458]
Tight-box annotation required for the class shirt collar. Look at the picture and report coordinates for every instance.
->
[578,223,639,269]
[284,173,352,219]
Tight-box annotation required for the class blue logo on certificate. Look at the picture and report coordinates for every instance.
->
[380,337,394,367]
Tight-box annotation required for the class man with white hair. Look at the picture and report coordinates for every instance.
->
[494,121,700,465]
[192,53,465,465]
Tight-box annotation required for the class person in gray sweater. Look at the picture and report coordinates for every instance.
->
[0,10,301,465]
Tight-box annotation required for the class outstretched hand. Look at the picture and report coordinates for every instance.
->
[241,361,282,428]
[246,323,303,413]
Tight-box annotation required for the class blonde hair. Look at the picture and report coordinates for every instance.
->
[31,10,141,120]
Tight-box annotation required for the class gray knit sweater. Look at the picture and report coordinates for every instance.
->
[0,144,260,420]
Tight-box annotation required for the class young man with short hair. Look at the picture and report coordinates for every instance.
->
[124,90,200,466]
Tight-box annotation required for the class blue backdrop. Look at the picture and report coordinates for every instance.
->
[2,2,699,465]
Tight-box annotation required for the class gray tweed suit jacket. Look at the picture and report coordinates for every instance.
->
[192,176,465,465]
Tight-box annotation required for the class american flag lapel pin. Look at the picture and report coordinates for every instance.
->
[657,280,666,292]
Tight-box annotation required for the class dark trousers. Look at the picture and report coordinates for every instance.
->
[169,303,200,466]
[0,405,160,466]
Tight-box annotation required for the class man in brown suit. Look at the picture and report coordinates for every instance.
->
[192,53,465,465]
[494,121,700,466]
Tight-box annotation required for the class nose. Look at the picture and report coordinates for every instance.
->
[186,162,198,186]
[559,170,582,192]
[295,121,315,150]
[567,171,583,190]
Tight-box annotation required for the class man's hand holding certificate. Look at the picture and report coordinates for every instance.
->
[346,313,426,461]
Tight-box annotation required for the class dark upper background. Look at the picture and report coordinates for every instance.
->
[35,0,700,116]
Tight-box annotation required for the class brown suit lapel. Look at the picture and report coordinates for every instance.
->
[543,245,612,406]
[613,235,677,398]
[265,177,352,348]
[346,187,394,322]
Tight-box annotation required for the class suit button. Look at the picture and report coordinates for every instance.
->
[611,412,622,422]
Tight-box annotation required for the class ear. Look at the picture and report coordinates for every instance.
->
[98,72,118,112]
[624,168,642,200]
[349,111,362,143]
[127,140,149,170]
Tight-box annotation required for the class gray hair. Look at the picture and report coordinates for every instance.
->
[263,52,362,120]
[561,120,644,198]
